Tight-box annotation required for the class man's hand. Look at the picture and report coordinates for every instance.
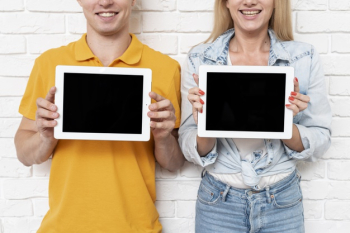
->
[35,86,59,143]
[147,91,185,171]
[147,92,176,141]
[15,86,59,166]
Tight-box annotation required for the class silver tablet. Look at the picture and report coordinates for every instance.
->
[198,65,294,139]
[54,65,152,141]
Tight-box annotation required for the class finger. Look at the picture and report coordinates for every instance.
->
[36,97,57,112]
[149,92,165,102]
[294,77,300,93]
[37,118,57,128]
[193,102,203,113]
[45,86,56,103]
[188,94,204,105]
[188,87,205,96]
[192,106,199,124]
[150,121,175,130]
[149,99,173,111]
[193,74,199,86]
[36,108,59,120]
[285,103,299,116]
[290,91,310,103]
[288,96,308,111]
[147,111,174,120]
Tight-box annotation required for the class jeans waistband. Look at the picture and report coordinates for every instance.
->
[202,169,300,201]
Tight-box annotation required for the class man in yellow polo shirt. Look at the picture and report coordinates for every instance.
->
[14,0,185,232]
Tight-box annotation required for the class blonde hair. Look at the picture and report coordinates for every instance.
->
[204,0,293,43]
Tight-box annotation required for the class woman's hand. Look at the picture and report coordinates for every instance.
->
[188,74,204,125]
[286,78,310,116]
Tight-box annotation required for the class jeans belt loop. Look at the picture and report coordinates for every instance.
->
[221,185,230,202]
[296,170,302,181]
[266,186,271,204]
[201,169,207,178]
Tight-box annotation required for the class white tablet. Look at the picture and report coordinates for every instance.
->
[198,65,294,139]
[54,65,152,141]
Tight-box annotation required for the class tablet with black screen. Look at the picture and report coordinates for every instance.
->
[54,66,152,141]
[198,65,294,139]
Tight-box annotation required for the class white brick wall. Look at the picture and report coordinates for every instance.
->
[0,0,349,232]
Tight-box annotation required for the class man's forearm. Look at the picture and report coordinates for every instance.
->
[15,130,57,166]
[154,133,185,172]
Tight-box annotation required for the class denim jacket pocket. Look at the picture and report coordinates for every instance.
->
[272,181,303,209]
[197,182,221,206]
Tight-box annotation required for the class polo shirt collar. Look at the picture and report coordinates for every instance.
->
[75,33,143,65]
[75,34,95,61]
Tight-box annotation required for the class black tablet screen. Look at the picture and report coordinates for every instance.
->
[62,73,143,134]
[206,72,285,132]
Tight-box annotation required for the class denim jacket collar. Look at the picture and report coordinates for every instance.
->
[203,28,291,66]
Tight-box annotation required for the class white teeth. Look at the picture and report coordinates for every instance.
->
[99,12,116,17]
[241,11,260,16]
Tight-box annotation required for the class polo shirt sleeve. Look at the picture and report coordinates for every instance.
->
[19,56,48,121]
[165,62,181,129]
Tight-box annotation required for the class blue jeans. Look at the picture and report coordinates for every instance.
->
[195,170,304,233]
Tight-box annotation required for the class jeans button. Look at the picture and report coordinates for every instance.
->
[248,191,253,196]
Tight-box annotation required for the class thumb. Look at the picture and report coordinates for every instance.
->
[193,74,199,86]
[293,77,300,93]
[45,86,56,103]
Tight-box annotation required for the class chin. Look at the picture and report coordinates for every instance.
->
[94,25,124,36]
[240,24,266,33]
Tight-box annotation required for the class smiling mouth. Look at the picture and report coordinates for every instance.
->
[96,12,118,17]
[239,10,262,16]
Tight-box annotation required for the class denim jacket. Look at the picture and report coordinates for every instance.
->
[178,29,332,189]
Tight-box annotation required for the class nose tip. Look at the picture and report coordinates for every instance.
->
[244,0,258,6]
[99,0,113,7]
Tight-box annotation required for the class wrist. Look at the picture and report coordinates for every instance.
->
[154,132,173,144]
[196,135,216,156]
[38,131,57,143]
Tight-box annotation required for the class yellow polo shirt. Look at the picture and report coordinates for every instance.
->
[19,34,181,233]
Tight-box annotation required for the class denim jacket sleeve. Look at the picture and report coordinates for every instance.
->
[178,54,219,167]
[284,47,332,162]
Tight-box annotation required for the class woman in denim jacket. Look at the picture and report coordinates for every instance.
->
[179,0,332,232]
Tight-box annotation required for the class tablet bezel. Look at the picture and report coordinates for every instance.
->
[54,65,152,141]
[198,65,294,139]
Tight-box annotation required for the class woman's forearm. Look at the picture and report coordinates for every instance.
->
[196,136,216,156]
[281,124,304,152]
